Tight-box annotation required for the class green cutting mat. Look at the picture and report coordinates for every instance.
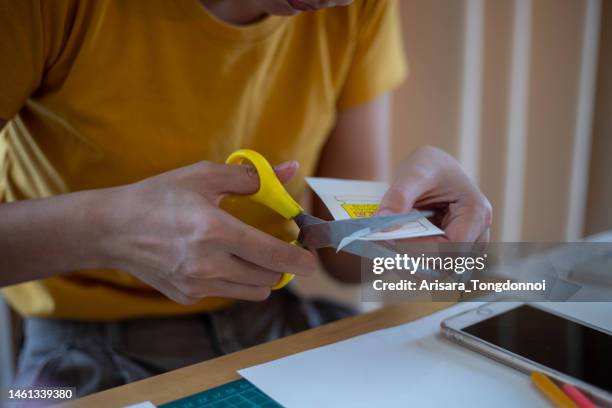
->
[159,378,283,408]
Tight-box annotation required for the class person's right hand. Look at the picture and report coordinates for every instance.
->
[99,161,317,305]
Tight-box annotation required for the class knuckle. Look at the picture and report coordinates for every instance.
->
[195,161,214,175]
[399,165,431,183]
[244,164,259,179]
[484,203,493,226]
[269,248,290,270]
[195,216,225,244]
[382,186,409,210]
[297,251,316,275]
[414,145,440,157]
[305,251,317,272]
[182,261,206,279]
[238,165,260,192]
[476,193,493,226]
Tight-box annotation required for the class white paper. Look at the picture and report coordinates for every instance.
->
[305,177,444,243]
[123,402,156,408]
[239,302,612,408]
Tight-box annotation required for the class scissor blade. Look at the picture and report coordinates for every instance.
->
[297,211,432,250]
[334,238,400,259]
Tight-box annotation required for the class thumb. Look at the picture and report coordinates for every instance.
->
[211,160,299,196]
[377,175,432,215]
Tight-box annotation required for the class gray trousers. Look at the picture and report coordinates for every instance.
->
[14,289,354,398]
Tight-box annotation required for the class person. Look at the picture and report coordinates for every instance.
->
[0,0,491,397]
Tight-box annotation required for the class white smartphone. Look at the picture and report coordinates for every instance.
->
[441,302,612,404]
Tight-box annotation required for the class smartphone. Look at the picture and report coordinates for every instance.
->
[441,302,612,403]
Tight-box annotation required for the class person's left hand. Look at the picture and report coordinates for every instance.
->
[378,146,492,243]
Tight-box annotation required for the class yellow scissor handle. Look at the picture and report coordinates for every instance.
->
[271,242,298,290]
[225,149,303,290]
[225,149,303,219]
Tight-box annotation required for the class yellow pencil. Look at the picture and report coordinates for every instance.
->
[531,372,577,408]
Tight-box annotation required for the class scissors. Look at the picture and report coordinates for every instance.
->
[225,149,432,289]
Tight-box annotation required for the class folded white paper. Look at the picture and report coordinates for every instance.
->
[239,302,612,408]
[305,177,443,244]
[123,402,156,408]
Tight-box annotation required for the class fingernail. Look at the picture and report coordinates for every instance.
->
[274,161,298,172]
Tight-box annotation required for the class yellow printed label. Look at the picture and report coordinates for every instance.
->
[341,203,379,218]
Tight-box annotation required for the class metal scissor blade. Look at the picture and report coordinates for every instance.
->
[297,211,432,250]
[334,238,400,259]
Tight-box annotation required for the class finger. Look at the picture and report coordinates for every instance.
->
[470,230,490,255]
[443,205,489,243]
[206,279,272,302]
[139,272,200,305]
[223,254,284,287]
[395,235,449,244]
[219,211,317,277]
[205,161,299,196]
[273,160,299,184]
[476,228,490,243]
[377,174,434,215]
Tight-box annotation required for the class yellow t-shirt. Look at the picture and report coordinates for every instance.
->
[0,0,406,320]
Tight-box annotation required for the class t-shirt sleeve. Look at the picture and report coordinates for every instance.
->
[0,0,46,120]
[337,0,408,110]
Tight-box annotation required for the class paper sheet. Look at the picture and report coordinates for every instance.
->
[305,177,443,243]
[124,402,156,408]
[239,302,612,408]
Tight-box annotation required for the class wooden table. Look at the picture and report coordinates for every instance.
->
[63,302,451,407]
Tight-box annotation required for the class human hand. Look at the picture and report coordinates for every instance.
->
[378,146,492,243]
[101,161,316,304]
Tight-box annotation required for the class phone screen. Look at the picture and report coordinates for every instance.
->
[463,305,612,393]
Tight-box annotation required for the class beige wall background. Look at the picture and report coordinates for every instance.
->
[586,0,612,236]
[394,0,611,241]
[299,0,612,302]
